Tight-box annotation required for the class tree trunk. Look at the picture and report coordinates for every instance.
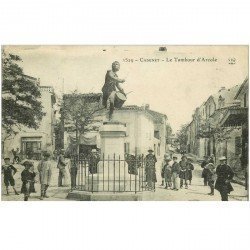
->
[213,135,216,163]
[76,128,79,155]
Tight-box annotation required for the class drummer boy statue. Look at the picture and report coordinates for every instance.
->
[102,61,126,120]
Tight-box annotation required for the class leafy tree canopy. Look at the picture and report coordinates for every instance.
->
[2,51,45,141]
[60,91,102,136]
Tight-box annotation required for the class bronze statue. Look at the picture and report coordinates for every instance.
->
[102,61,126,120]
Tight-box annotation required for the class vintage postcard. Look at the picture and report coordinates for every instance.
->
[1,45,248,201]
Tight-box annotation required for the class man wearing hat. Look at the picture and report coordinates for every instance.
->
[145,148,157,190]
[215,156,234,201]
[37,152,52,200]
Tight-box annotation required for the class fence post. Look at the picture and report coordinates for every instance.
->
[91,157,94,193]
[108,155,110,191]
[118,155,121,192]
[135,149,137,194]
[142,154,144,191]
[113,153,116,194]
[102,153,105,191]
[124,155,126,191]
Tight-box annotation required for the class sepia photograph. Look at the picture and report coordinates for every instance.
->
[1,45,249,201]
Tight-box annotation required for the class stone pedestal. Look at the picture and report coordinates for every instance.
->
[86,121,133,192]
[68,121,142,200]
[99,121,127,158]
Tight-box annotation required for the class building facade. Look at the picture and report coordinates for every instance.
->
[3,77,56,160]
[186,78,248,168]
[62,96,168,162]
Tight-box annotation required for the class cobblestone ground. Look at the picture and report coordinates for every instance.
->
[1,155,248,201]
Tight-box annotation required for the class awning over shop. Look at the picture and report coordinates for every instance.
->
[220,107,248,127]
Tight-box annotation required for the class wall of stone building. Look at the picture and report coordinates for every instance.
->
[197,138,208,159]
[113,111,155,156]
[153,118,166,161]
[214,128,242,168]
[3,129,52,159]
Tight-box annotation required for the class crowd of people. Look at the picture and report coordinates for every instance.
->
[159,154,194,191]
[1,147,240,201]
[1,148,102,201]
[144,149,195,191]
[200,154,235,201]
[144,148,237,201]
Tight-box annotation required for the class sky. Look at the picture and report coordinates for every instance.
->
[3,45,248,133]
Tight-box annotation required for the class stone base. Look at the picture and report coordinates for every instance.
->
[67,190,142,201]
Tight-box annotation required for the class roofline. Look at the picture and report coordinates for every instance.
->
[116,107,164,123]
[234,77,249,99]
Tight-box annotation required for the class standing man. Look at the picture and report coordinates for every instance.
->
[57,149,67,187]
[37,152,52,200]
[102,61,126,120]
[145,148,157,191]
[215,156,234,201]
[171,156,180,191]
[1,157,19,195]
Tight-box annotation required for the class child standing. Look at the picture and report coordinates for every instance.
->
[1,157,19,195]
[21,161,36,201]
[37,152,52,200]
[187,158,194,185]
[163,158,172,189]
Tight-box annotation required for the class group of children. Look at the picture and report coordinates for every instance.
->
[2,152,78,201]
[2,157,37,201]
[161,155,194,190]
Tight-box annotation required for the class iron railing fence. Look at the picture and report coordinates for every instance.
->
[71,153,151,194]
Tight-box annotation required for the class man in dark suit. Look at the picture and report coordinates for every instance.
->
[215,156,234,201]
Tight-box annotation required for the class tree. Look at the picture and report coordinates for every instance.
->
[2,51,45,150]
[176,124,189,151]
[60,91,102,154]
